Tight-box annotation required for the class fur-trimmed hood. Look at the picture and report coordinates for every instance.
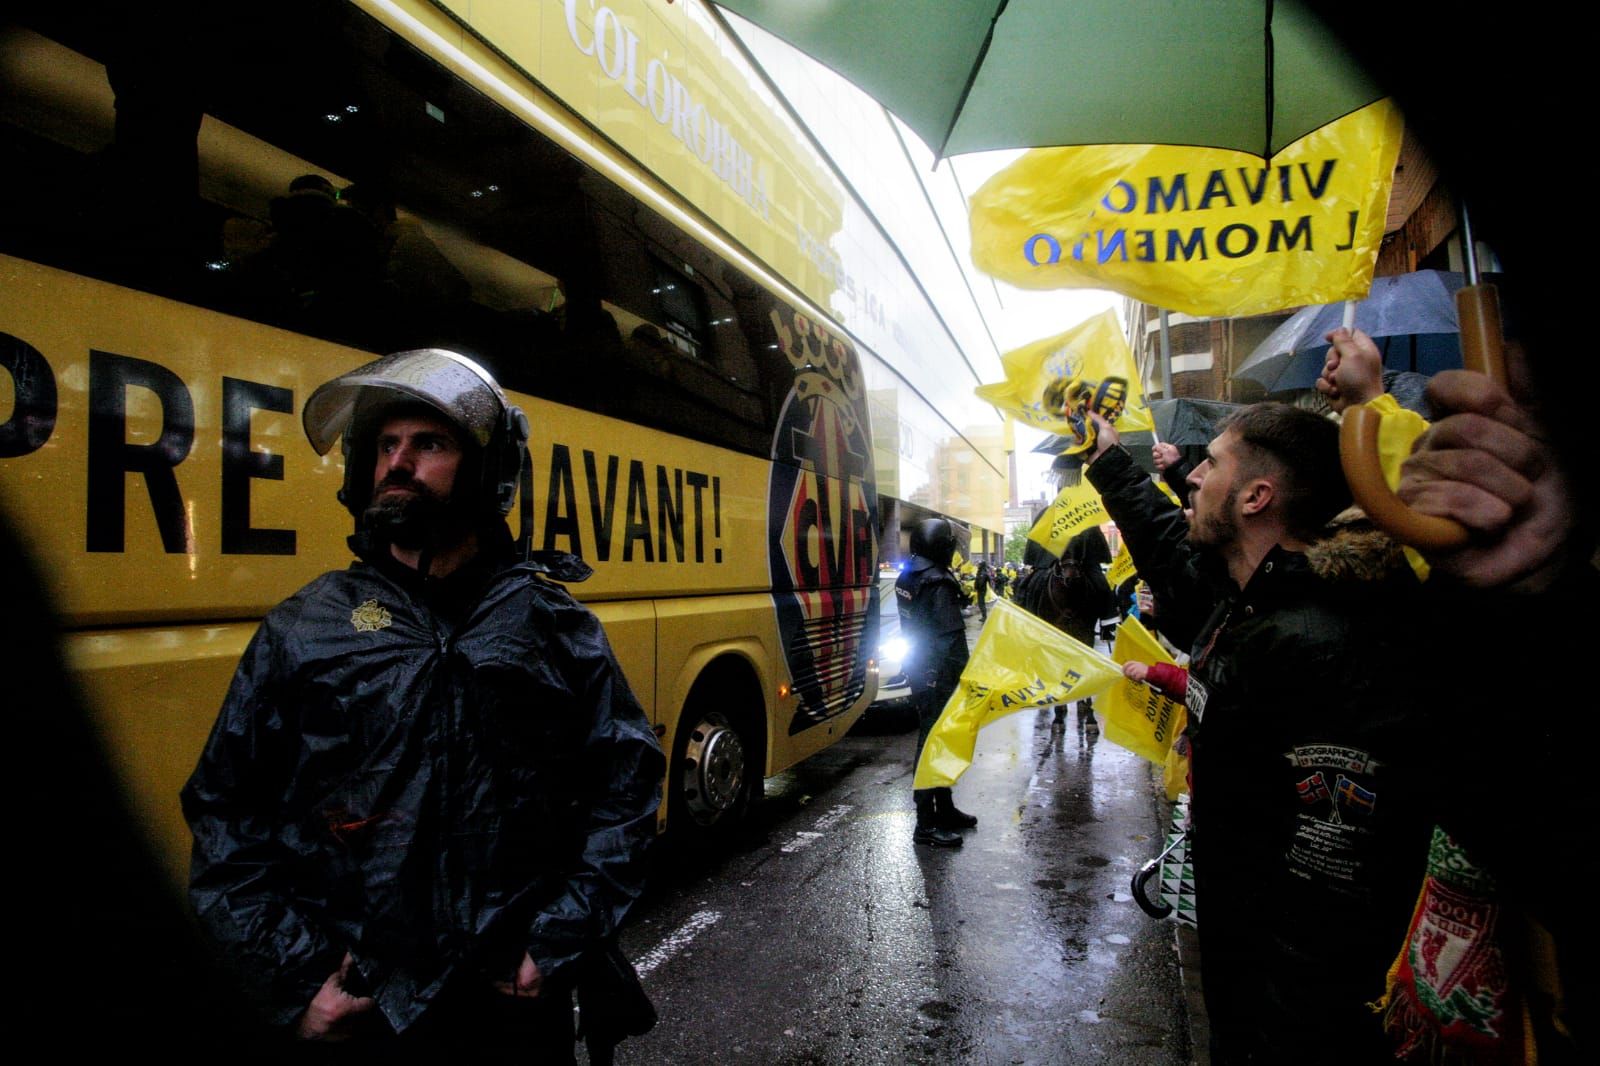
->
[1304,506,1413,586]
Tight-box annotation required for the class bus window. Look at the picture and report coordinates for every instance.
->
[650,257,707,360]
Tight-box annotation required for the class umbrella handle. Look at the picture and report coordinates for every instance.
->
[1338,283,1506,551]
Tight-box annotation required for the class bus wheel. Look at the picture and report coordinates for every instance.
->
[672,708,754,839]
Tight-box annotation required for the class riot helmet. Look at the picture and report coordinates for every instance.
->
[302,348,529,523]
[909,518,957,570]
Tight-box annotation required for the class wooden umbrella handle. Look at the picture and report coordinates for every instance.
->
[1338,284,1506,551]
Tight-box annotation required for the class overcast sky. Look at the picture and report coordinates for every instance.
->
[723,9,1126,511]
[942,150,1123,506]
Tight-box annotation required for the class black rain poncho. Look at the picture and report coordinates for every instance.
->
[182,533,663,1033]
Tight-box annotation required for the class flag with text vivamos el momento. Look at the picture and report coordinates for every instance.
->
[1107,540,1137,589]
[914,599,1124,789]
[1027,479,1111,557]
[975,309,1152,437]
[969,100,1404,317]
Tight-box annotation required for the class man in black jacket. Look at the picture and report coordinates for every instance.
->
[182,349,663,1058]
[1084,403,1429,1064]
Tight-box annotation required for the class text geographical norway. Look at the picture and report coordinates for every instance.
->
[1284,744,1380,774]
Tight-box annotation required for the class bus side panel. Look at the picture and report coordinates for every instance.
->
[584,598,656,727]
[65,623,260,888]
[0,253,782,627]
[0,254,361,626]
[512,386,773,601]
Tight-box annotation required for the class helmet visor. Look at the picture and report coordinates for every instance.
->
[302,348,505,455]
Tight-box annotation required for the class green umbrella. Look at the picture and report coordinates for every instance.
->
[715,0,1380,160]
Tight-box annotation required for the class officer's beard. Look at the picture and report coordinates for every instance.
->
[361,473,473,552]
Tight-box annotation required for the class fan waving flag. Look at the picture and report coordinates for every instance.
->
[969,100,1404,318]
[914,600,1124,789]
[976,310,1153,439]
[1104,616,1186,767]
[1107,615,1191,800]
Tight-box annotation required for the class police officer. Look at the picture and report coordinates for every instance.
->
[895,518,978,848]
[183,349,663,1058]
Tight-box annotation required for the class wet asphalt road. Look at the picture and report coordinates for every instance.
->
[604,626,1191,1065]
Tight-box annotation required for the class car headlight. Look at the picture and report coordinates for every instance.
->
[880,637,910,665]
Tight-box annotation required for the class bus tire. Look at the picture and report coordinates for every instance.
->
[670,684,761,845]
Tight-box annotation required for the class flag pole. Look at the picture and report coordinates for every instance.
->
[1153,309,1171,446]
[1157,308,1174,400]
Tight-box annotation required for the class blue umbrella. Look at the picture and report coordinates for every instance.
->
[1233,270,1465,393]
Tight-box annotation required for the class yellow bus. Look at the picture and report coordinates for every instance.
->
[0,0,882,879]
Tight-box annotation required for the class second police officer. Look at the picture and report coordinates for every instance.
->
[896,518,978,848]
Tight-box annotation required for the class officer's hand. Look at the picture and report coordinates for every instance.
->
[494,952,543,999]
[297,953,376,1041]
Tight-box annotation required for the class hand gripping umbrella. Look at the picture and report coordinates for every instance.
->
[1340,213,1505,550]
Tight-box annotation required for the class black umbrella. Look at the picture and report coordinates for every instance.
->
[1033,398,1243,474]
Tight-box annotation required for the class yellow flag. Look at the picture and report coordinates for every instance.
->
[969,100,1405,318]
[914,599,1124,789]
[1155,477,1183,509]
[975,310,1153,438]
[1102,616,1187,767]
[1107,540,1137,588]
[1027,479,1110,557]
[1162,743,1190,802]
[1361,393,1432,582]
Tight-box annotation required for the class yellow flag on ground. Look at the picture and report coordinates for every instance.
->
[1107,540,1137,588]
[975,310,1153,438]
[914,599,1124,789]
[1027,479,1111,557]
[1103,616,1187,767]
[969,100,1405,318]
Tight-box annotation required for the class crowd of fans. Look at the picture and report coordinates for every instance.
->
[1034,299,1591,1063]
